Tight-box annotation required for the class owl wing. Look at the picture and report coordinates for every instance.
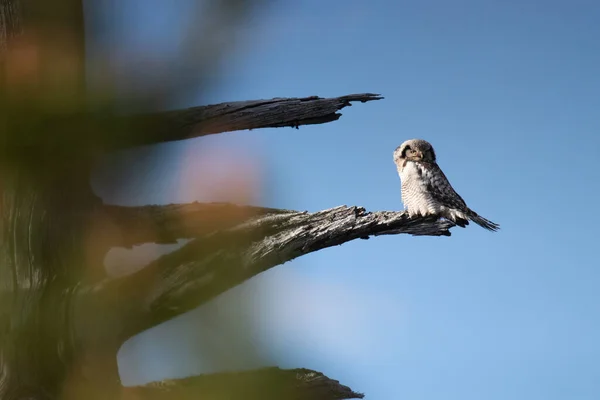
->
[418,162,500,231]
[418,162,469,211]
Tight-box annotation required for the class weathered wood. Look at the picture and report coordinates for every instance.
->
[94,93,384,149]
[2,93,382,159]
[129,367,363,400]
[101,201,453,250]
[83,204,454,343]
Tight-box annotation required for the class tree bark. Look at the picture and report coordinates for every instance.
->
[84,204,454,343]
[120,93,383,147]
[4,93,383,150]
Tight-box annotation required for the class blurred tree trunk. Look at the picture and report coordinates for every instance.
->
[0,1,109,399]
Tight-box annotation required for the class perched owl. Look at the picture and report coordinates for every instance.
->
[393,139,499,231]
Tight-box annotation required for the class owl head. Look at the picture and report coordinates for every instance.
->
[393,139,437,165]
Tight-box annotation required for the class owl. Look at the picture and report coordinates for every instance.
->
[393,139,499,231]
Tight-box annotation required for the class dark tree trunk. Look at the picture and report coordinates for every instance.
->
[0,1,110,399]
[0,169,104,400]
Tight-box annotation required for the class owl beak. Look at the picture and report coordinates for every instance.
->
[414,151,423,160]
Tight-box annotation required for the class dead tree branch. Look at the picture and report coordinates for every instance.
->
[84,204,454,342]
[103,202,452,249]
[5,93,382,150]
[129,367,363,400]
[112,93,383,148]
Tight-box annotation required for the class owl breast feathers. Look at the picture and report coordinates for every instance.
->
[393,139,499,231]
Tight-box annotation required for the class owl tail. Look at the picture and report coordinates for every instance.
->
[468,211,500,232]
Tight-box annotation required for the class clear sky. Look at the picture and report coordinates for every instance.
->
[90,1,600,399]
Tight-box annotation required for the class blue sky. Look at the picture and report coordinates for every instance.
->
[89,1,600,399]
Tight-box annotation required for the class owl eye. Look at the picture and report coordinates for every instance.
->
[402,146,412,155]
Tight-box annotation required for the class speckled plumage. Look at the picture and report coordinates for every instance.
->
[393,139,499,231]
